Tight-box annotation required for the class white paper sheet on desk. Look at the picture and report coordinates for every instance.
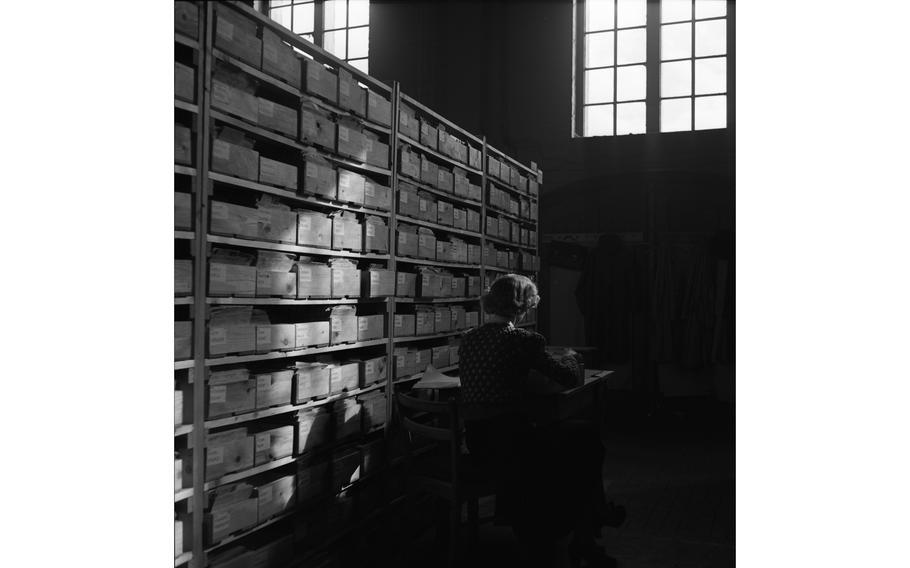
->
[413,364,461,389]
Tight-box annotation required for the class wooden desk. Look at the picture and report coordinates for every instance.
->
[524,369,614,425]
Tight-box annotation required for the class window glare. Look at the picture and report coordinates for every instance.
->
[585,31,615,68]
[617,0,646,28]
[616,102,646,134]
[661,0,691,23]
[695,0,726,19]
[617,28,647,65]
[585,68,615,104]
[584,104,614,136]
[661,98,691,132]
[586,0,615,32]
[695,19,726,57]
[695,95,726,129]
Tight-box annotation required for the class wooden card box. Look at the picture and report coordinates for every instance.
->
[394,313,416,337]
[175,1,198,38]
[297,408,331,455]
[294,321,330,349]
[396,271,417,297]
[256,270,296,298]
[256,324,296,353]
[437,169,454,193]
[175,259,193,296]
[366,90,391,126]
[398,146,420,180]
[300,102,336,150]
[364,216,388,253]
[258,98,298,138]
[298,458,331,503]
[432,345,451,369]
[414,349,432,373]
[363,179,391,211]
[357,355,387,385]
[297,210,333,250]
[453,170,470,198]
[261,27,301,85]
[334,399,362,442]
[259,156,297,190]
[420,156,439,187]
[208,368,256,418]
[208,323,256,356]
[329,361,360,394]
[363,268,395,297]
[467,209,481,232]
[452,207,467,230]
[257,474,296,521]
[450,305,467,330]
[211,136,258,181]
[337,168,366,205]
[360,394,387,433]
[451,277,467,298]
[255,369,293,409]
[175,124,192,166]
[295,363,331,402]
[465,311,479,328]
[337,122,367,163]
[329,262,361,298]
[415,307,435,336]
[175,321,192,361]
[205,428,255,481]
[257,208,297,244]
[433,306,452,333]
[175,62,195,102]
[331,213,363,252]
[297,261,331,298]
[338,68,366,117]
[357,314,385,342]
[419,119,438,150]
[303,59,338,103]
[253,425,294,465]
[175,191,192,230]
[329,305,358,345]
[396,225,419,258]
[398,104,419,139]
[205,482,258,544]
[437,200,454,226]
[212,79,258,123]
[398,183,420,219]
[214,3,262,68]
[417,227,436,259]
[301,157,337,199]
[468,146,482,170]
[364,131,389,168]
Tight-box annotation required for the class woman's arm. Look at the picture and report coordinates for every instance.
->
[525,333,582,388]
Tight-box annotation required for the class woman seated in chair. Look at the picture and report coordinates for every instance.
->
[459,273,617,568]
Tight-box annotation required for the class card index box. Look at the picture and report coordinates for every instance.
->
[259,156,297,190]
[296,261,331,298]
[175,124,192,166]
[258,97,298,138]
[297,210,332,250]
[257,474,296,521]
[396,271,417,297]
[357,314,385,341]
[205,428,254,481]
[300,102,336,150]
[209,263,256,297]
[175,259,193,297]
[175,1,198,38]
[338,68,366,116]
[205,482,258,545]
[261,27,301,86]
[175,62,195,103]
[294,321,330,348]
[303,59,338,103]
[301,156,337,199]
[297,408,331,455]
[366,90,391,126]
[295,363,331,402]
[364,268,395,297]
[363,179,392,211]
[211,136,258,181]
[329,305,357,344]
[364,215,388,253]
[255,369,293,409]
[256,270,297,298]
[208,368,256,418]
[256,323,296,352]
[253,425,294,465]
[214,3,262,67]
[329,361,360,394]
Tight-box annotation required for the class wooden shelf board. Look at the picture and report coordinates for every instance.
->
[206,234,391,261]
[393,256,479,270]
[175,230,195,240]
[393,364,459,385]
[207,297,385,306]
[396,214,483,240]
[174,488,194,503]
[174,99,198,114]
[324,154,392,177]
[392,331,464,345]
[213,48,301,97]
[174,34,198,50]
[205,338,388,367]
[392,297,479,304]
[397,176,483,209]
[175,424,194,437]
[174,360,194,370]
[211,110,305,150]
[175,551,193,566]
[174,296,194,305]
[174,165,197,176]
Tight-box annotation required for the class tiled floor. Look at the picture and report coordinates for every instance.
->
[403,398,735,568]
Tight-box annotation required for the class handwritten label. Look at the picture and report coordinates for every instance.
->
[358,318,369,331]
[394,315,403,327]
[421,160,429,172]
[207,447,224,466]
[418,235,427,247]
[334,223,345,235]
[366,223,376,237]
[299,267,311,283]
[299,216,312,231]
[339,126,349,142]
[435,312,443,323]
[210,327,227,346]
[213,140,231,160]
[256,434,270,453]
[257,326,272,345]
[210,385,227,404]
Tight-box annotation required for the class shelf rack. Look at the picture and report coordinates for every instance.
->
[173,2,541,566]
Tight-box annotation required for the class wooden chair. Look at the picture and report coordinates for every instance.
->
[395,391,495,568]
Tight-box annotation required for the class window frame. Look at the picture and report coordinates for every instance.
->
[572,0,733,138]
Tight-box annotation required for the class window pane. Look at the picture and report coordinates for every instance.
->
[349,26,369,59]
[349,58,369,73]
[695,57,725,94]
[616,65,646,101]
[695,0,726,19]
[270,5,292,28]
[349,0,370,27]
[617,28,646,64]
[695,19,726,56]
[585,68,614,104]
[661,98,691,132]
[585,31,614,68]
[661,22,691,60]
[324,0,347,29]
[586,0,614,32]
[324,29,347,59]
[584,104,614,136]
[617,0,646,28]
[616,102,646,134]
[272,0,292,7]
[292,2,314,33]
[695,94,726,129]
[661,0,691,23]
[661,60,691,97]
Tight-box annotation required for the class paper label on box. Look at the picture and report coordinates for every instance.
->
[259,484,273,503]
[213,510,231,533]
[330,367,342,384]
[210,327,227,346]
[256,434,270,452]
[300,216,311,231]
[396,355,405,369]
[358,318,368,331]
[334,223,345,235]
[340,80,350,97]
[421,160,429,172]
[299,267,311,282]
[211,385,227,404]
[452,279,459,289]
[339,126,349,142]
[364,137,373,152]
[211,202,229,220]
[305,163,318,178]
[339,174,350,188]
[217,20,234,40]
[213,140,231,160]
[301,113,316,133]
[417,313,426,326]
[454,209,462,220]
[422,275,430,287]
[418,235,427,246]
[213,82,231,106]
[365,360,376,375]
[435,312,442,323]
[261,159,277,178]
[366,223,376,237]
[263,41,278,62]
[260,99,275,117]
[369,271,380,286]
[400,192,408,203]
[398,234,406,246]
[257,326,272,344]
[207,447,224,466]
[364,182,375,197]
[397,273,407,285]
[394,315,403,327]
[211,264,227,282]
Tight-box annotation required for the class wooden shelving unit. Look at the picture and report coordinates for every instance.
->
[174,2,541,566]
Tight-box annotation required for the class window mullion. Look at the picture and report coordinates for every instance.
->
[690,0,695,129]
[646,0,660,133]
[612,0,617,135]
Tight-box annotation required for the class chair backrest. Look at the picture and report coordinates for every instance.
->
[395,391,462,495]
